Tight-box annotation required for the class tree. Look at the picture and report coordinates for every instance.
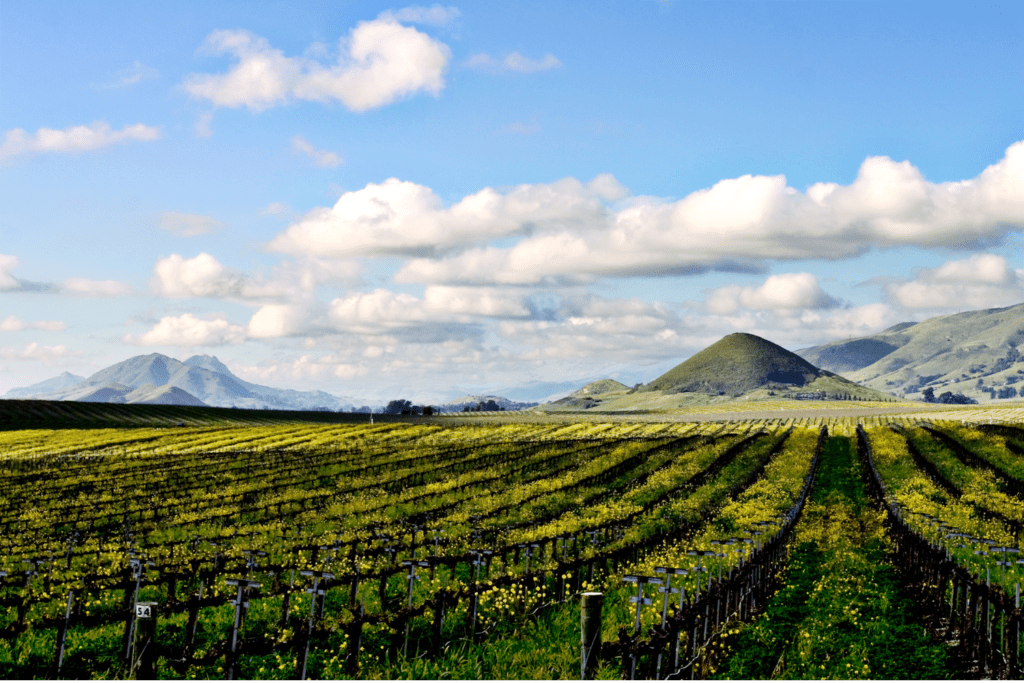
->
[384,399,412,415]
[922,387,935,403]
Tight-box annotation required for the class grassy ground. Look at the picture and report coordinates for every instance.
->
[712,436,955,680]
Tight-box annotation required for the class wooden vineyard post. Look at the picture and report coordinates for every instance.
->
[134,601,158,679]
[580,592,603,680]
[225,578,261,681]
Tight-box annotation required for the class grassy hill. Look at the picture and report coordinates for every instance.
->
[642,333,828,395]
[798,302,1024,401]
[541,379,630,411]
[538,333,894,413]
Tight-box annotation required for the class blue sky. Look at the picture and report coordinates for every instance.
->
[2,1,1022,403]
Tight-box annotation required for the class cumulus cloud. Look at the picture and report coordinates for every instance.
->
[128,313,246,346]
[268,174,629,258]
[151,252,359,302]
[887,253,1024,309]
[152,253,243,298]
[466,52,561,73]
[705,273,840,315]
[181,15,450,113]
[61,278,133,297]
[0,122,161,164]
[291,136,343,168]
[0,316,65,332]
[361,140,1024,285]
[247,303,318,339]
[159,212,224,237]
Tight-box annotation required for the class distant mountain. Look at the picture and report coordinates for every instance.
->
[798,302,1024,401]
[4,371,84,398]
[19,353,354,411]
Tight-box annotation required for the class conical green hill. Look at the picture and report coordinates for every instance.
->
[642,332,826,396]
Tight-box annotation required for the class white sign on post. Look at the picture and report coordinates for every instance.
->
[136,604,153,619]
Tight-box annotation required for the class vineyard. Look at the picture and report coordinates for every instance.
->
[2,413,1024,679]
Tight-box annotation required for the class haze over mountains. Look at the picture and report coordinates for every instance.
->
[798,302,1024,402]
[4,353,356,411]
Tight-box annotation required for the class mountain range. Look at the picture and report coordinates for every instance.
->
[797,302,1024,402]
[4,353,356,411]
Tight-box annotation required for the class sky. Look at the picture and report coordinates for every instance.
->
[2,0,1023,404]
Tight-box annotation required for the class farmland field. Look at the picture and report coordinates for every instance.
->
[2,406,1024,679]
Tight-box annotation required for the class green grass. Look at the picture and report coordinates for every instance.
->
[713,436,956,680]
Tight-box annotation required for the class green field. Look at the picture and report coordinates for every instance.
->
[1,405,1023,679]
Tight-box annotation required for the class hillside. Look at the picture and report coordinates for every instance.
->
[642,333,828,396]
[798,303,1024,401]
[542,379,630,410]
[538,333,893,413]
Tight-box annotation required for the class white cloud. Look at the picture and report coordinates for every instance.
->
[0,342,76,364]
[372,140,1024,285]
[61,278,133,297]
[152,253,242,298]
[379,5,460,26]
[503,52,562,73]
[423,286,530,318]
[0,122,161,164]
[128,313,246,346]
[247,304,316,339]
[0,315,65,332]
[159,212,224,237]
[100,60,159,88]
[182,16,450,113]
[467,52,562,73]
[291,136,343,168]
[887,253,1024,309]
[0,254,18,290]
[268,174,627,258]
[151,252,357,302]
[705,273,840,315]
